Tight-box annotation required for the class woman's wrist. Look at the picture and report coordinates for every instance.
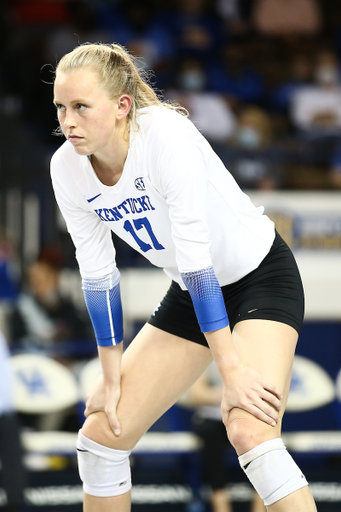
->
[98,343,123,387]
[205,327,241,375]
[103,376,121,389]
[217,353,241,373]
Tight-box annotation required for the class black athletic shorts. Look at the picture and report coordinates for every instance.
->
[148,231,305,347]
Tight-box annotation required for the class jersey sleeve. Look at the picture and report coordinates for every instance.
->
[50,153,116,279]
[181,266,229,332]
[82,269,124,346]
[150,115,229,332]
[50,150,124,346]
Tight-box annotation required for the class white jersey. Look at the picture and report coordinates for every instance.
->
[51,106,274,289]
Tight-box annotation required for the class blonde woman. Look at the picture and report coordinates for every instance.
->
[51,42,317,512]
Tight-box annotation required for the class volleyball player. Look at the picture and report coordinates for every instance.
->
[51,42,318,512]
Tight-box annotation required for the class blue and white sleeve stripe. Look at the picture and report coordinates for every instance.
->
[181,266,229,333]
[82,269,124,347]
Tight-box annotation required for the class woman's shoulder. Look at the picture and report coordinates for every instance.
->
[137,105,197,145]
[138,104,189,129]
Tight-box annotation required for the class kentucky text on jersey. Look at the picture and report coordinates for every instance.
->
[94,195,155,222]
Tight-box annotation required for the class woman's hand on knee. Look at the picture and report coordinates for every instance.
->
[85,374,122,437]
[221,364,282,427]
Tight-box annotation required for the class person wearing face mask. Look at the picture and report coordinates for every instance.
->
[290,49,341,135]
[226,106,284,190]
[166,58,237,143]
[236,125,262,149]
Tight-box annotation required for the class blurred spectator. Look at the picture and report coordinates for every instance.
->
[270,54,314,113]
[329,140,341,188]
[161,0,224,62]
[226,106,284,190]
[216,0,239,21]
[45,0,111,65]
[252,0,322,37]
[108,0,174,73]
[290,50,341,136]
[206,42,265,107]
[166,58,236,143]
[215,0,251,38]
[189,361,265,512]
[0,330,28,512]
[0,231,19,303]
[10,259,93,360]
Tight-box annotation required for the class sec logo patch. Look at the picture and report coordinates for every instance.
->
[134,177,146,191]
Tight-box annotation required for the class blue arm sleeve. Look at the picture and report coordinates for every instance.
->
[82,270,124,347]
[181,266,229,333]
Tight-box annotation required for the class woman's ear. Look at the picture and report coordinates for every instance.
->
[116,95,133,120]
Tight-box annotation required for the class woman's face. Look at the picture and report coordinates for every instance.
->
[54,67,122,157]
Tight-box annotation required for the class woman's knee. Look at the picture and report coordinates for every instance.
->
[81,411,139,451]
[78,416,133,498]
[226,408,281,456]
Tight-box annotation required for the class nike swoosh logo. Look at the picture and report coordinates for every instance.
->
[87,193,102,203]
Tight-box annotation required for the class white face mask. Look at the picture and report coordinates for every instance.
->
[315,65,339,86]
[237,127,262,149]
[179,70,207,91]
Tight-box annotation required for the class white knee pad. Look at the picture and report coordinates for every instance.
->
[77,430,132,497]
[238,438,308,506]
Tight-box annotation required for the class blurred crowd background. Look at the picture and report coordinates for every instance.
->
[3,0,341,193]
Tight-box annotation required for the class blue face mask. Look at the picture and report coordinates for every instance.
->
[237,127,262,149]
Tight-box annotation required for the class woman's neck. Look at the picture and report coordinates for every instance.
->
[91,124,130,186]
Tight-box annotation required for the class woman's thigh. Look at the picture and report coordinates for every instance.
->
[82,323,212,450]
[232,319,297,403]
[227,318,298,452]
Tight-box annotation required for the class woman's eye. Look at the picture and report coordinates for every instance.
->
[55,104,65,112]
[76,103,87,111]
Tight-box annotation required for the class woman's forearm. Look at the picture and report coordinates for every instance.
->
[98,343,123,386]
[204,326,241,378]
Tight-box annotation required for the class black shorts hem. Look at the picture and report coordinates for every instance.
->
[148,316,207,345]
[147,231,304,347]
[148,311,302,347]
[235,311,302,336]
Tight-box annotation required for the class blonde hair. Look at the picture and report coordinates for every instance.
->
[56,42,187,127]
